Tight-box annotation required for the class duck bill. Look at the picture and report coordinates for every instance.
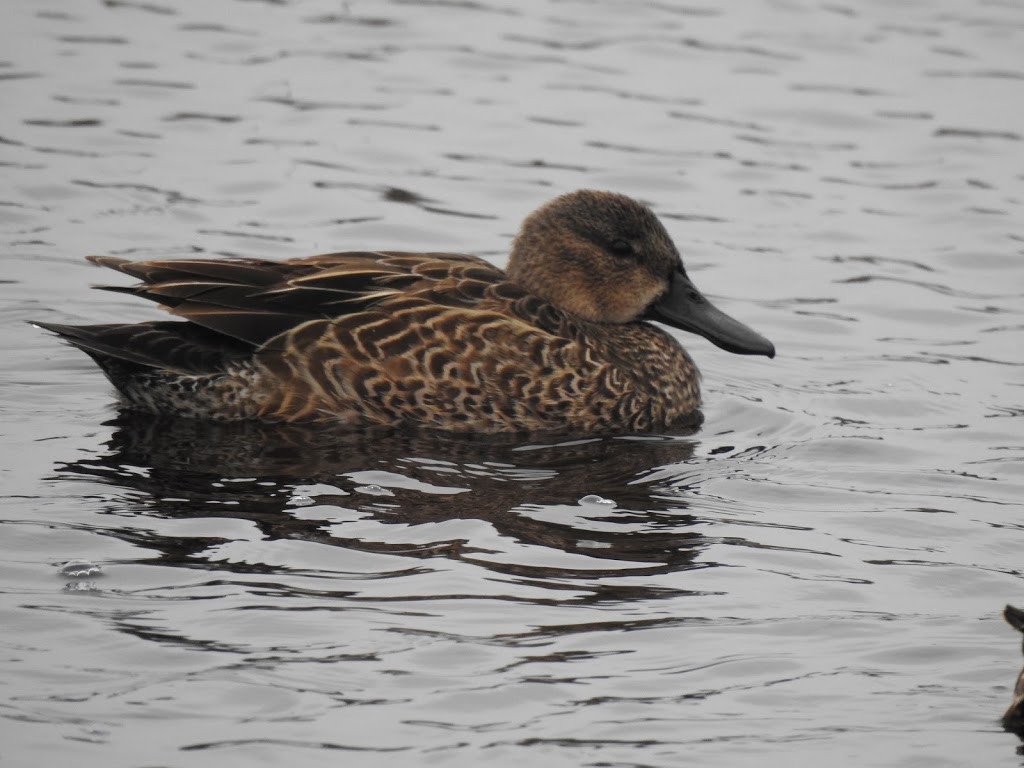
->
[648,269,775,358]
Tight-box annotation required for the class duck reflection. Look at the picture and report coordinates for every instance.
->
[57,411,711,582]
[1004,605,1024,735]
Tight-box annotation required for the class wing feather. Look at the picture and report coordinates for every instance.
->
[84,251,507,349]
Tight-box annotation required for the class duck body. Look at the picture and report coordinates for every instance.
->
[39,191,774,434]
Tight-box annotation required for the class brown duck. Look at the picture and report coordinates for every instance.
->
[1004,604,1024,733]
[38,190,775,433]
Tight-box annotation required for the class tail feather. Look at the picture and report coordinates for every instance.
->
[35,320,249,375]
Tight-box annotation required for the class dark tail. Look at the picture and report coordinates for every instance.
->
[35,320,250,375]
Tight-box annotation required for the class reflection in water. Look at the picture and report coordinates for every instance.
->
[57,412,712,586]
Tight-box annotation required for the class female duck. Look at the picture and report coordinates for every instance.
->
[39,190,774,433]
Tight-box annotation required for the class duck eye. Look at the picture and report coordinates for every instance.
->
[610,239,633,257]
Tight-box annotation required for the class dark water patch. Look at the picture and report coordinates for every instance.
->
[645,3,721,17]
[743,189,813,200]
[965,206,1010,215]
[114,78,194,89]
[36,10,78,20]
[865,204,913,221]
[295,158,362,173]
[930,45,970,57]
[305,14,396,27]
[791,83,888,96]
[347,118,440,132]
[668,111,770,132]
[104,0,176,15]
[848,160,922,170]
[836,274,1007,300]
[794,308,857,322]
[875,109,933,120]
[0,199,48,208]
[192,51,291,66]
[178,22,256,35]
[53,94,120,106]
[419,204,495,220]
[31,144,104,158]
[877,24,941,38]
[547,82,701,106]
[737,134,857,151]
[117,129,161,139]
[0,72,42,82]
[72,180,202,205]
[660,212,728,223]
[391,0,520,14]
[935,127,1022,141]
[10,239,54,247]
[163,112,242,123]
[504,34,634,52]
[585,140,713,159]
[678,37,801,61]
[527,115,584,127]
[446,152,590,173]
[57,35,129,45]
[245,137,317,147]
[196,228,296,243]
[826,254,937,272]
[383,187,430,204]
[180,737,410,753]
[239,215,382,230]
[730,154,810,172]
[926,68,1024,79]
[378,85,455,97]
[311,181,496,219]
[919,352,1024,367]
[23,118,103,128]
[260,95,391,112]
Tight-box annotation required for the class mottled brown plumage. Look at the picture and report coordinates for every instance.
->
[38,190,775,434]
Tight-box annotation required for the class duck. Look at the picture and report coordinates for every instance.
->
[37,189,775,434]
[1004,604,1024,733]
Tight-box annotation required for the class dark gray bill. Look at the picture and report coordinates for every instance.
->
[647,269,775,358]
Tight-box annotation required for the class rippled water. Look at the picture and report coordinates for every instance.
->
[3,0,1023,765]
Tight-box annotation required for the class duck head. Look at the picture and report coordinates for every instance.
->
[508,189,775,357]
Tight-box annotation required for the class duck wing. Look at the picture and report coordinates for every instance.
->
[86,251,506,349]
[39,252,509,376]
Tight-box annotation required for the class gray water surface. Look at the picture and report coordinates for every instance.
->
[2,1,1023,766]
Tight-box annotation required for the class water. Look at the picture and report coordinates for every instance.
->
[2,0,1023,765]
